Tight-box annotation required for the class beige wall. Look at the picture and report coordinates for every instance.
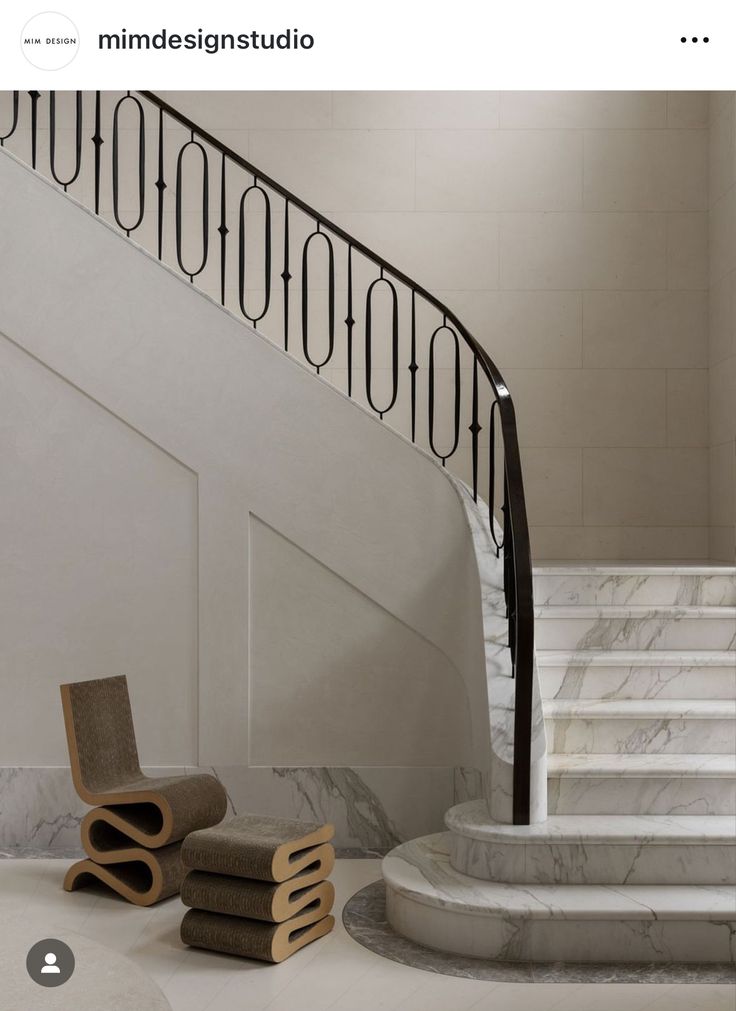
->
[1,91,714,560]
[709,93,736,561]
[0,151,489,775]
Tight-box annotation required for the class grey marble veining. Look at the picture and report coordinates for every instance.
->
[343,880,736,983]
[382,833,736,964]
[0,764,454,856]
[539,651,736,702]
[535,606,736,652]
[534,569,736,608]
[450,478,547,824]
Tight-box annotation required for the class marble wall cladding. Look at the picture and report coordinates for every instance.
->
[2,89,713,561]
[709,93,736,561]
[0,766,455,856]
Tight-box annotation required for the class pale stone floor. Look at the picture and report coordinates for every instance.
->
[0,858,733,1011]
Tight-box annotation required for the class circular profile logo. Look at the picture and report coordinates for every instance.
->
[26,938,75,987]
[20,11,79,70]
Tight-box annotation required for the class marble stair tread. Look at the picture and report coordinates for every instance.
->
[537,650,736,667]
[445,801,735,844]
[544,698,736,719]
[535,605,736,618]
[383,834,736,920]
[533,564,736,575]
[547,753,736,777]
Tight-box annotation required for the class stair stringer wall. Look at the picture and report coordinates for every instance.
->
[0,149,499,788]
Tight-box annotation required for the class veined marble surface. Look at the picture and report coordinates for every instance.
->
[449,478,547,824]
[535,605,736,651]
[538,649,736,701]
[446,801,736,885]
[547,753,736,815]
[545,698,736,755]
[0,764,454,856]
[383,833,736,963]
[343,880,736,983]
[534,567,736,607]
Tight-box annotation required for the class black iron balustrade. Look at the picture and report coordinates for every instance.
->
[0,88,535,825]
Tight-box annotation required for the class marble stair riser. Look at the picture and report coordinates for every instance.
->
[548,775,736,816]
[539,661,736,701]
[535,612,736,651]
[385,890,736,963]
[534,573,736,608]
[449,835,735,886]
[546,714,736,755]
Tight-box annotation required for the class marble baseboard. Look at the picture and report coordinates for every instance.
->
[344,880,736,983]
[0,765,456,856]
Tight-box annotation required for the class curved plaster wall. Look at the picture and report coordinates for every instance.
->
[0,151,503,786]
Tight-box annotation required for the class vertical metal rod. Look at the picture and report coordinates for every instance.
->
[345,244,354,398]
[470,357,480,501]
[155,108,166,260]
[29,91,40,169]
[92,91,103,215]
[218,153,228,306]
[409,290,417,443]
[282,199,290,350]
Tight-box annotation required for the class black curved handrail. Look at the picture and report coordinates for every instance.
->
[3,88,535,824]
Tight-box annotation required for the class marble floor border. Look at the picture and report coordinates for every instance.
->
[342,880,736,984]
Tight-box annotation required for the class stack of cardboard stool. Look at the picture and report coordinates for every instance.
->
[180,814,336,962]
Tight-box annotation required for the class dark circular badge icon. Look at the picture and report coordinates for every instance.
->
[26,938,75,987]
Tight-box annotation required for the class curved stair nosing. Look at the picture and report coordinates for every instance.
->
[383,834,736,963]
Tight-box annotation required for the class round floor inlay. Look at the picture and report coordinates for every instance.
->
[342,881,736,985]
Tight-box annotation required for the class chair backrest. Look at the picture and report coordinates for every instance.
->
[60,675,142,798]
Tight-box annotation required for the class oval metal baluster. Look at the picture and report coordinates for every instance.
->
[428,321,461,465]
[488,399,505,556]
[301,226,335,373]
[49,91,82,191]
[175,134,209,282]
[112,93,145,236]
[155,107,166,260]
[28,91,40,169]
[365,272,399,419]
[282,200,291,350]
[470,356,481,501]
[91,92,103,215]
[238,181,272,324]
[218,153,228,306]
[0,91,19,147]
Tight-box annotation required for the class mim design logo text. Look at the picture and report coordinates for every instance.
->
[21,12,79,69]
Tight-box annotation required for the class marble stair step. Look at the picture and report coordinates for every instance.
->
[533,564,736,607]
[445,800,736,885]
[544,698,736,755]
[383,833,736,963]
[534,605,736,651]
[547,753,736,815]
[538,649,736,700]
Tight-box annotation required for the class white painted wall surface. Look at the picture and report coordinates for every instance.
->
[0,151,488,775]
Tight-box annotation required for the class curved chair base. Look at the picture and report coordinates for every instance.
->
[64,841,185,906]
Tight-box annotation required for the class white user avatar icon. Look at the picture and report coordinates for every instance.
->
[41,952,61,974]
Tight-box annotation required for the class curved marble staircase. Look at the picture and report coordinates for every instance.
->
[383,563,736,963]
